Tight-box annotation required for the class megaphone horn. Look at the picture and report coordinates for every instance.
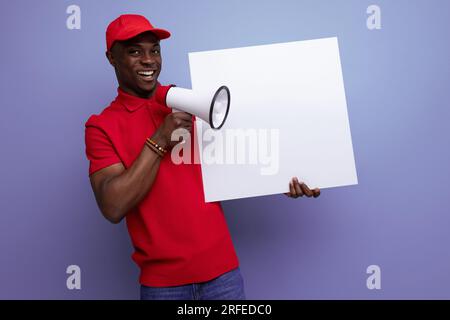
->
[155,85,231,130]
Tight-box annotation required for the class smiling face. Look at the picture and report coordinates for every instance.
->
[106,31,162,99]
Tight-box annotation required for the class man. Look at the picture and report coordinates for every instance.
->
[85,14,321,300]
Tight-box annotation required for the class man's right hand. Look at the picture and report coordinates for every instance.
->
[151,111,193,149]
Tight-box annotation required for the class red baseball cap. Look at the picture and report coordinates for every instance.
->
[106,14,171,51]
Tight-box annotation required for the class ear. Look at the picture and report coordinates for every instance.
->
[105,50,115,67]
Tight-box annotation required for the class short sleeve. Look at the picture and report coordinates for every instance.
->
[85,125,122,176]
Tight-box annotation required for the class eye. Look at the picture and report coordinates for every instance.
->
[153,48,161,54]
[129,49,140,55]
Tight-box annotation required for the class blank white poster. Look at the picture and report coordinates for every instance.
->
[188,37,358,202]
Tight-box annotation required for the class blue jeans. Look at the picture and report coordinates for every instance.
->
[140,267,246,300]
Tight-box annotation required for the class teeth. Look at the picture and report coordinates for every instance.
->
[138,71,154,76]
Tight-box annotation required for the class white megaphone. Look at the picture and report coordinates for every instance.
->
[155,84,231,129]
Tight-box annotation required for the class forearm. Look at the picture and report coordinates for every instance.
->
[95,112,191,223]
[101,144,162,223]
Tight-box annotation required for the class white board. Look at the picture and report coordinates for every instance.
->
[188,37,358,202]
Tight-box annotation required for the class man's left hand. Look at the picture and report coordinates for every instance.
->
[284,177,321,199]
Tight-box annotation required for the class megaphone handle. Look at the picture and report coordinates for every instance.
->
[172,108,193,116]
[171,108,188,144]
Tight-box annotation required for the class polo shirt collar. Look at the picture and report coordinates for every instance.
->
[116,87,157,112]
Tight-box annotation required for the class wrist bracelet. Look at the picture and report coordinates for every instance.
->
[146,137,168,155]
[145,140,165,157]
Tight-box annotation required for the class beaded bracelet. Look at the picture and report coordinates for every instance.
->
[145,140,165,157]
[146,138,168,155]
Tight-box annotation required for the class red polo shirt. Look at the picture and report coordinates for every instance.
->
[84,84,239,287]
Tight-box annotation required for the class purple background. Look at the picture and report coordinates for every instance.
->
[1,0,449,299]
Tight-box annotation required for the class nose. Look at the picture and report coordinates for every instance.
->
[141,51,156,65]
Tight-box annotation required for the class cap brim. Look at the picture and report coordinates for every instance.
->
[148,28,171,40]
[121,27,171,42]
[108,27,171,51]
